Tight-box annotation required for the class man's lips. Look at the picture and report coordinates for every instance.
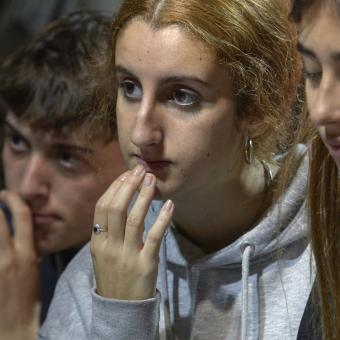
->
[33,213,59,225]
[134,155,171,172]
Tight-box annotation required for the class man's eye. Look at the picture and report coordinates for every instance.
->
[119,80,142,100]
[170,89,200,107]
[6,133,29,153]
[57,151,78,168]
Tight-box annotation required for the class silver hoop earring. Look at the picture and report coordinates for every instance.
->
[244,134,254,164]
[261,160,273,190]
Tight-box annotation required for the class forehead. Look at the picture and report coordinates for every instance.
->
[115,19,223,80]
[5,112,97,147]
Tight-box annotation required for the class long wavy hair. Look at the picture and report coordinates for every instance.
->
[291,1,340,339]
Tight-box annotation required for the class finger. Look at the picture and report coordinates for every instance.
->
[107,165,146,244]
[124,173,155,252]
[0,208,12,252]
[0,191,34,253]
[142,200,174,259]
[92,170,131,244]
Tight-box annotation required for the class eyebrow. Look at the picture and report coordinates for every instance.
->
[5,121,94,154]
[297,42,340,62]
[115,65,210,87]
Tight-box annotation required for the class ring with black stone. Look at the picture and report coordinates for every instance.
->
[93,223,107,234]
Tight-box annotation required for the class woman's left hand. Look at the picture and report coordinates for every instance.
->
[90,167,174,301]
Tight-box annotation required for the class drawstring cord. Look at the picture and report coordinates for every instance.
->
[160,234,172,340]
[241,244,255,340]
[160,227,255,340]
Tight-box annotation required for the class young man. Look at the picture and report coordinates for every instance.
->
[0,10,125,336]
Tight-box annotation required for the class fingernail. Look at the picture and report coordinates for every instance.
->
[144,173,154,186]
[163,199,174,212]
[133,165,145,176]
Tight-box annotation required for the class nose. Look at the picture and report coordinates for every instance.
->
[19,154,50,203]
[131,98,163,148]
[309,76,340,127]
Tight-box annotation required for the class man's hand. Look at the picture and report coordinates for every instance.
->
[0,191,40,340]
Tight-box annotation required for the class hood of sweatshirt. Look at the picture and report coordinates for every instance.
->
[144,146,311,340]
[146,148,308,270]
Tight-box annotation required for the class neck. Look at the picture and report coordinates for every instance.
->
[172,160,273,253]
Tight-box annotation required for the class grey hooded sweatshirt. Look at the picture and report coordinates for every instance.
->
[39,151,313,340]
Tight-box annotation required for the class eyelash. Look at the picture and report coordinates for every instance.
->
[303,70,322,79]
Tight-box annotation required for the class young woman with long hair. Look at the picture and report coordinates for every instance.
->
[291,1,340,339]
[40,1,313,339]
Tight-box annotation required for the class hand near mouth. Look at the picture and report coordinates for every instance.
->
[0,190,40,340]
[91,164,174,300]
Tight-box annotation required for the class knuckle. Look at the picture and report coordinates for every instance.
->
[103,251,121,267]
[138,188,150,199]
[126,215,140,229]
[110,201,124,214]
[95,200,109,213]
[147,230,162,245]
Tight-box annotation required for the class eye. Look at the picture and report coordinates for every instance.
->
[169,88,200,107]
[56,150,80,169]
[119,79,142,100]
[5,131,29,153]
[303,70,322,81]
[303,66,322,87]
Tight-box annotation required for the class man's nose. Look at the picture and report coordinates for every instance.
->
[19,155,50,201]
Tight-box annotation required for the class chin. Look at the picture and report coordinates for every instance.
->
[35,233,64,256]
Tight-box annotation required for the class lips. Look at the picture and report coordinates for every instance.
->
[134,155,171,172]
[324,136,340,160]
[325,135,340,147]
[33,213,59,225]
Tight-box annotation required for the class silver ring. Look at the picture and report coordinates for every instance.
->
[93,223,107,234]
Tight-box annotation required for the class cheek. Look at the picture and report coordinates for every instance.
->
[305,87,316,121]
[2,150,22,189]
[117,109,132,143]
